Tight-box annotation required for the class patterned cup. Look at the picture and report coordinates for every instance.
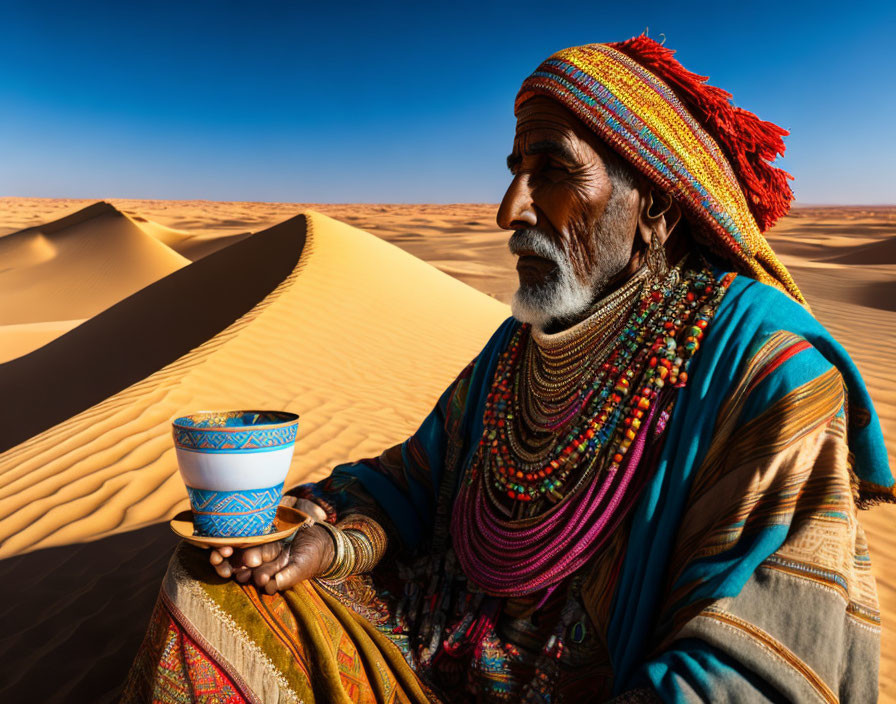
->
[172,410,299,537]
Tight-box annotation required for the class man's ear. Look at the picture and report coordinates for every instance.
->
[636,187,682,247]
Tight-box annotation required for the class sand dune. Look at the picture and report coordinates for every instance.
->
[0,201,264,362]
[121,210,254,261]
[0,207,508,703]
[827,235,896,266]
[0,214,305,454]
[0,198,893,702]
[0,202,190,325]
[0,200,509,360]
[762,205,896,261]
[120,211,194,248]
[0,199,514,286]
[0,209,509,556]
[0,318,86,364]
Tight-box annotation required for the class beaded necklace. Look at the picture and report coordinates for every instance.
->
[451,258,735,597]
[519,269,648,434]
[500,269,648,502]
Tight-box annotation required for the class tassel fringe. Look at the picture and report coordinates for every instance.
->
[609,35,795,233]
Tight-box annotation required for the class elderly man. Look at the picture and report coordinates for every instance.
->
[124,36,892,703]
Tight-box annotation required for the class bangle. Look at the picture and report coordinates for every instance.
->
[343,530,374,573]
[336,514,388,574]
[315,521,355,582]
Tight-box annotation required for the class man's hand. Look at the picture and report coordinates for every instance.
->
[209,524,336,594]
[208,496,332,594]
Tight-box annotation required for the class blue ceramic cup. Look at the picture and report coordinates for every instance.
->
[172,410,299,537]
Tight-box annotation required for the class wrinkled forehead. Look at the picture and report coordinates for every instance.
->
[512,96,613,162]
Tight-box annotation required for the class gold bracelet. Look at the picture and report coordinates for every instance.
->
[343,530,367,571]
[315,521,355,582]
[335,513,388,574]
[344,529,377,573]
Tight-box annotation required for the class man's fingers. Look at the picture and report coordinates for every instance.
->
[213,559,233,579]
[242,546,264,568]
[253,552,289,588]
[268,563,305,595]
[261,541,283,563]
[242,541,284,568]
[208,529,324,592]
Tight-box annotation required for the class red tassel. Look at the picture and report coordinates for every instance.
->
[608,35,794,233]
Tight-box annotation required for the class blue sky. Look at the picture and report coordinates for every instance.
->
[1,0,894,204]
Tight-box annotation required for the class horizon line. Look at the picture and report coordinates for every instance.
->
[3,196,896,209]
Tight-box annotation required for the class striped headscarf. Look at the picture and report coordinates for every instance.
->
[516,36,805,304]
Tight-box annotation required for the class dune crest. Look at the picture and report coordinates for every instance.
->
[0,201,190,325]
[0,215,306,451]
[0,210,509,558]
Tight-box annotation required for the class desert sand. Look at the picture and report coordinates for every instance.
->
[0,197,893,702]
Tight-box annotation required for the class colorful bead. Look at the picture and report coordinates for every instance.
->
[478,262,733,506]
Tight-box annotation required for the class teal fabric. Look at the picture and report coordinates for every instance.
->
[645,639,789,703]
[607,273,892,697]
[307,272,890,699]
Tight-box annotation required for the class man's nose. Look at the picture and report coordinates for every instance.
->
[496,175,538,231]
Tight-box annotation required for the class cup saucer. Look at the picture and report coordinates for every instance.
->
[169,504,312,549]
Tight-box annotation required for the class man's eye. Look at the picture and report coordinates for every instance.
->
[544,161,570,173]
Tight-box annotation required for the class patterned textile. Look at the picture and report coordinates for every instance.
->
[515,36,805,304]
[645,332,880,702]
[319,275,889,701]
[125,274,891,702]
[123,594,248,704]
[123,544,435,704]
[607,273,892,701]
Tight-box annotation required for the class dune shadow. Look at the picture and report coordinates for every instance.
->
[778,222,895,237]
[790,265,896,313]
[176,231,254,260]
[0,523,176,704]
[826,236,896,266]
[0,214,306,453]
[854,280,896,312]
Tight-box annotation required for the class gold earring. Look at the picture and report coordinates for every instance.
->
[646,230,669,284]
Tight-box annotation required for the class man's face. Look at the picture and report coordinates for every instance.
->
[498,96,640,329]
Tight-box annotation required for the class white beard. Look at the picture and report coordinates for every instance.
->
[507,183,635,332]
[509,230,595,331]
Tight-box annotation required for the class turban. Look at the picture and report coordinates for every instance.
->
[515,35,805,305]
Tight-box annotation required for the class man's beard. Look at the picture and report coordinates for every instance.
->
[509,199,633,332]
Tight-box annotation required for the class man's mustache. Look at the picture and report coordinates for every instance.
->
[508,229,562,263]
